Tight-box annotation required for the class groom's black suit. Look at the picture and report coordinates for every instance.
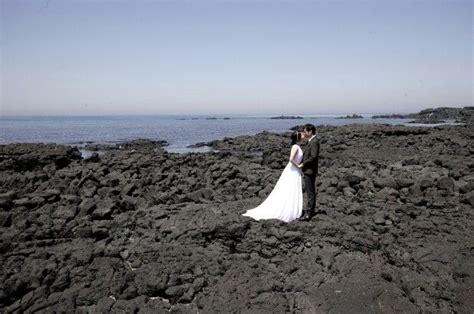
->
[302,136,320,216]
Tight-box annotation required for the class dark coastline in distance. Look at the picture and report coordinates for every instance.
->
[174,106,474,124]
[336,114,364,119]
[372,106,474,124]
[270,115,304,119]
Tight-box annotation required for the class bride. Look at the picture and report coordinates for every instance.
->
[243,132,303,222]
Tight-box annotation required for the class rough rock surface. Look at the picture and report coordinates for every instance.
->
[373,106,474,124]
[84,139,168,153]
[0,124,473,313]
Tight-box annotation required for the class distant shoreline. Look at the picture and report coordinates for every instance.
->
[1,106,470,152]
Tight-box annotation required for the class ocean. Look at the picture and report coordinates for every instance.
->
[0,115,416,153]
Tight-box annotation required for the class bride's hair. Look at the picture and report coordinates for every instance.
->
[291,132,301,145]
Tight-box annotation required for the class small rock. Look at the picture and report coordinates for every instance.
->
[78,198,97,216]
[92,205,113,220]
[85,152,101,163]
[375,187,399,200]
[374,177,399,190]
[165,284,189,298]
[0,198,13,210]
[345,175,364,186]
[337,180,350,191]
[464,191,474,207]
[0,212,12,227]
[120,250,130,260]
[437,176,454,192]
[419,177,434,189]
[459,181,473,194]
[373,212,386,225]
[28,196,46,207]
[343,187,356,196]
[52,205,77,221]
[396,178,414,188]
[381,272,393,282]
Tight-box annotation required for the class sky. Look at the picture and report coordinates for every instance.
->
[0,0,472,116]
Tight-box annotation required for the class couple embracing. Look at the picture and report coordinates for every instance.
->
[243,124,320,223]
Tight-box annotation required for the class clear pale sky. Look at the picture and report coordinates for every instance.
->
[1,0,472,116]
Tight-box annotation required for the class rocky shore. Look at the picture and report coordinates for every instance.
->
[372,106,474,124]
[1,124,473,312]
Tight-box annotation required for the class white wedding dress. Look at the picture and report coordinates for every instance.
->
[243,145,303,222]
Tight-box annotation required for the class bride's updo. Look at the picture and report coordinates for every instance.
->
[291,132,301,145]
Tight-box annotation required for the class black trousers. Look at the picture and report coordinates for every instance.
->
[304,174,317,213]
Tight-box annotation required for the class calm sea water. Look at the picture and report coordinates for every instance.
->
[0,115,415,153]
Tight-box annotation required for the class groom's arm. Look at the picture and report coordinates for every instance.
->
[302,140,319,166]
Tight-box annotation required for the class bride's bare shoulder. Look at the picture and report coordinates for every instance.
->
[290,144,302,152]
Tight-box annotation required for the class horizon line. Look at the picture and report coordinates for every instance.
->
[0,112,414,118]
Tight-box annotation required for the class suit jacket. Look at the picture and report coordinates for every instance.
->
[302,137,320,175]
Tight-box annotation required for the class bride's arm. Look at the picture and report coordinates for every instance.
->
[289,145,299,166]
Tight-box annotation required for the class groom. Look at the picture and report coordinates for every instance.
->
[298,124,320,221]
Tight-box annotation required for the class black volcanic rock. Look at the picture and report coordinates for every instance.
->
[84,152,101,163]
[373,106,473,124]
[409,118,446,124]
[0,123,473,312]
[187,142,209,148]
[84,139,168,152]
[0,143,81,171]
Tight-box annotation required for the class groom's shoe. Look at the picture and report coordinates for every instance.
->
[299,211,309,221]
[301,211,314,221]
